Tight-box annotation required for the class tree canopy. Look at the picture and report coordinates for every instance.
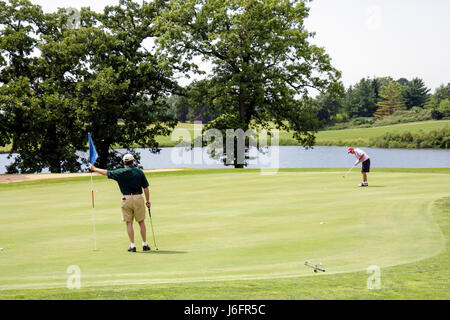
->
[0,0,178,173]
[156,0,342,157]
[374,81,406,118]
[401,78,430,109]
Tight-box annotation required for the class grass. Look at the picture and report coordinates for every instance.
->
[0,168,449,299]
[0,145,11,153]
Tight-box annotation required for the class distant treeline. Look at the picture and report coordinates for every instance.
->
[169,77,450,127]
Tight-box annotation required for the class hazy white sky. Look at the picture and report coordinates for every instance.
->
[31,0,450,92]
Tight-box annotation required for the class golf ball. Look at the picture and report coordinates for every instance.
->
[320,222,324,224]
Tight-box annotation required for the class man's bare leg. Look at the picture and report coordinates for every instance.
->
[138,220,147,243]
[362,172,367,183]
[126,221,135,244]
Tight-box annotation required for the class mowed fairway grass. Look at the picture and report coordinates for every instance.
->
[0,168,449,299]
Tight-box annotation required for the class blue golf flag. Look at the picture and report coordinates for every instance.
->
[88,133,98,165]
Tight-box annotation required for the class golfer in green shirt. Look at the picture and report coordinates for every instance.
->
[89,154,151,252]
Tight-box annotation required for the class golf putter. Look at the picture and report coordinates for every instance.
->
[148,207,159,250]
[342,164,355,178]
[304,261,326,273]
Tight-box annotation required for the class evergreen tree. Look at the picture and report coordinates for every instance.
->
[341,78,377,117]
[401,78,430,109]
[374,81,406,118]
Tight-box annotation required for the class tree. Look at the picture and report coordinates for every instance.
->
[1,0,178,172]
[374,81,406,118]
[396,77,409,87]
[167,94,189,122]
[312,91,342,126]
[426,83,450,119]
[432,83,450,102]
[156,0,342,167]
[401,78,430,109]
[185,79,222,122]
[77,0,178,168]
[371,77,382,102]
[341,78,378,118]
[341,85,358,118]
[0,0,87,173]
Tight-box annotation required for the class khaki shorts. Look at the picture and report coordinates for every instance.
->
[121,194,146,222]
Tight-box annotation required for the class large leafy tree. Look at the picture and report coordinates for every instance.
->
[0,0,42,157]
[75,0,178,168]
[0,0,87,173]
[156,0,342,167]
[1,0,178,172]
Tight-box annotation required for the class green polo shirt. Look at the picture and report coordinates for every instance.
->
[107,165,149,195]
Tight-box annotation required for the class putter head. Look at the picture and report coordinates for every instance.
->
[305,260,326,272]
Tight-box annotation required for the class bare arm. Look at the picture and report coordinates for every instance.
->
[144,187,151,209]
[354,154,365,165]
[89,164,107,176]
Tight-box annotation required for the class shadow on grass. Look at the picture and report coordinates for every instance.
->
[135,250,187,255]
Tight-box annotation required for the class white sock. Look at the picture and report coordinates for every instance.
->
[143,242,148,246]
[130,243,136,248]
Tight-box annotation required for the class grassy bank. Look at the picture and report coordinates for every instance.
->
[313,121,450,147]
[157,120,450,148]
[0,168,449,299]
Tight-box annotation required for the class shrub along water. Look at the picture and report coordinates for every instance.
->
[371,127,449,149]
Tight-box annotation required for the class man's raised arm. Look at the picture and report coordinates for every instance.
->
[89,164,107,176]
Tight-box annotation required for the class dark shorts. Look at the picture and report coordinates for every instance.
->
[362,158,371,173]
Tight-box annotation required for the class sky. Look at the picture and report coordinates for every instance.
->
[30,0,450,92]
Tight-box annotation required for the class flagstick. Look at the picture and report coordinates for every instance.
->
[90,171,97,251]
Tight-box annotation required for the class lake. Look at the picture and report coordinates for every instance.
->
[0,146,449,174]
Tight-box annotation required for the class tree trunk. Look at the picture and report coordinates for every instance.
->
[97,144,110,169]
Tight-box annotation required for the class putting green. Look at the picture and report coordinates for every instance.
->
[0,169,448,295]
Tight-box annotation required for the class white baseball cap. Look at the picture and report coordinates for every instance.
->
[122,153,135,162]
